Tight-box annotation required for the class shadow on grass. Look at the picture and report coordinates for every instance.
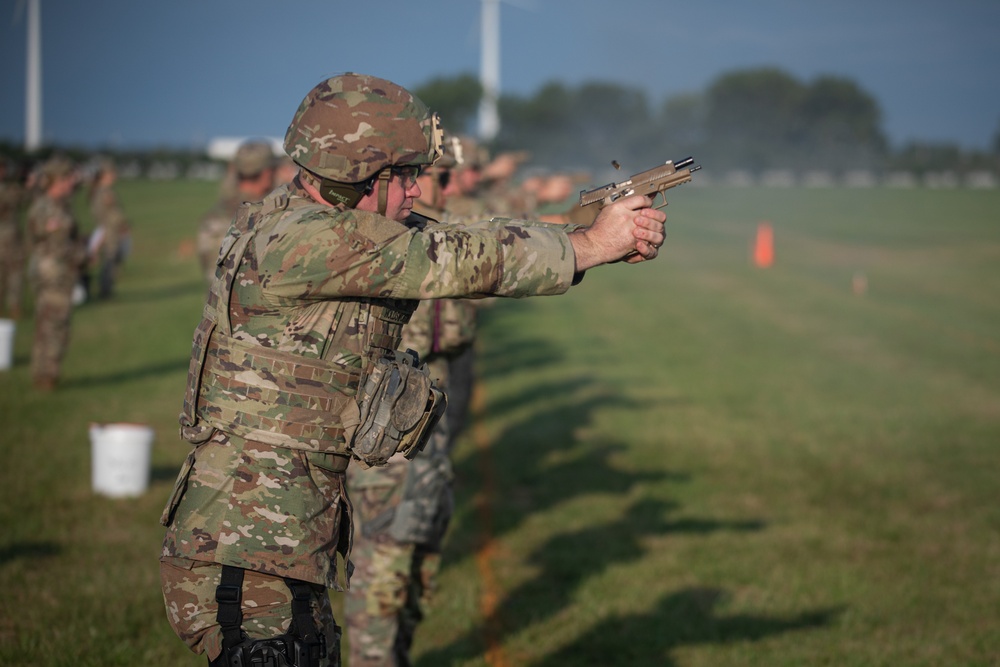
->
[421,309,792,666]
[0,541,61,565]
[532,588,843,667]
[61,358,189,389]
[420,492,774,667]
[95,278,206,306]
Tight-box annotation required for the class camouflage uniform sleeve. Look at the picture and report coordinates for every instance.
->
[257,207,577,301]
[391,217,577,299]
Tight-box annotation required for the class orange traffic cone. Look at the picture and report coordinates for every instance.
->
[754,222,773,268]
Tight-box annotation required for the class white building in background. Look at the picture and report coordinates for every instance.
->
[206,136,284,161]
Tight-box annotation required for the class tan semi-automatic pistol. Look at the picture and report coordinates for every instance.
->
[579,156,701,210]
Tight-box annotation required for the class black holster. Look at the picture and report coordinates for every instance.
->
[210,566,328,667]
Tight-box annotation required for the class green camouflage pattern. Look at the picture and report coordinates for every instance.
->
[344,537,440,667]
[160,558,341,665]
[345,208,474,665]
[233,139,276,177]
[402,206,480,358]
[219,183,574,354]
[90,184,128,260]
[26,193,83,385]
[90,181,129,297]
[443,192,490,221]
[198,191,247,284]
[27,194,82,286]
[163,180,580,591]
[344,360,457,666]
[0,178,25,315]
[284,74,440,183]
[161,431,354,591]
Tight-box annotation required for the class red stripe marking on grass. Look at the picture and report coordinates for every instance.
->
[471,379,510,667]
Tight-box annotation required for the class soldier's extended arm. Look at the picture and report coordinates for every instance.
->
[579,157,701,210]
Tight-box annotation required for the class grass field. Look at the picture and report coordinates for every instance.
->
[0,181,997,666]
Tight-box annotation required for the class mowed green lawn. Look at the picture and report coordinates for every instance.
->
[0,181,997,666]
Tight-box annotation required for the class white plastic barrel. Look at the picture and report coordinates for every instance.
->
[89,423,155,497]
[0,319,14,370]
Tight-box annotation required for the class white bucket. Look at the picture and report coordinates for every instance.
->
[0,319,14,370]
[89,423,155,498]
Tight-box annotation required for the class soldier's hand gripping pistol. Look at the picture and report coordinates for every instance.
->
[579,156,701,210]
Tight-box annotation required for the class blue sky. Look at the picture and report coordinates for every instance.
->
[1,0,998,152]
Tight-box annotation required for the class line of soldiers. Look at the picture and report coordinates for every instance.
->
[340,131,604,667]
[0,155,131,390]
[166,73,665,667]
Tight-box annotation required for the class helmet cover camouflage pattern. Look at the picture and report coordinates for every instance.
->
[39,155,76,180]
[284,73,443,184]
[233,139,276,177]
[36,155,77,189]
[457,135,489,170]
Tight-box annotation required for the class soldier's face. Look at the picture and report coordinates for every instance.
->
[50,173,78,200]
[358,169,422,221]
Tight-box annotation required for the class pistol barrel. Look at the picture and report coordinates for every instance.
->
[673,157,694,170]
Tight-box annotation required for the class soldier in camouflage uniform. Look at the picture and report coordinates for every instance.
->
[26,156,84,390]
[443,135,489,222]
[0,159,26,319]
[197,139,276,283]
[88,157,131,299]
[344,137,481,666]
[159,73,666,667]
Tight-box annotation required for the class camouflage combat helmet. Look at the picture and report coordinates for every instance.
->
[37,155,77,189]
[284,73,443,185]
[233,139,275,178]
[457,135,489,170]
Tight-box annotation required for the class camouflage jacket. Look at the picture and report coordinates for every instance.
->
[197,192,243,282]
[182,180,577,449]
[401,202,480,362]
[0,180,23,233]
[26,194,82,287]
[89,184,128,260]
[0,181,24,260]
[164,182,579,585]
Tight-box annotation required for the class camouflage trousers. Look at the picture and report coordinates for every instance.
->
[344,422,454,667]
[344,538,442,667]
[160,557,342,665]
[31,281,73,385]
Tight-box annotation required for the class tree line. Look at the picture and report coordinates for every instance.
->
[416,68,1000,175]
[3,67,996,179]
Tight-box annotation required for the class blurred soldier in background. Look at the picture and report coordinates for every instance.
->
[480,150,533,217]
[0,159,26,319]
[274,155,299,187]
[87,157,131,299]
[446,140,535,220]
[26,156,85,390]
[197,139,276,283]
[159,73,665,667]
[344,136,481,666]
[443,135,489,221]
[534,172,600,227]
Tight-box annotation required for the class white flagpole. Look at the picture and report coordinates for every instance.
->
[478,0,500,142]
[25,0,42,151]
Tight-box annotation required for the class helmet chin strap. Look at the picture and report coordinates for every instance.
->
[377,170,392,216]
